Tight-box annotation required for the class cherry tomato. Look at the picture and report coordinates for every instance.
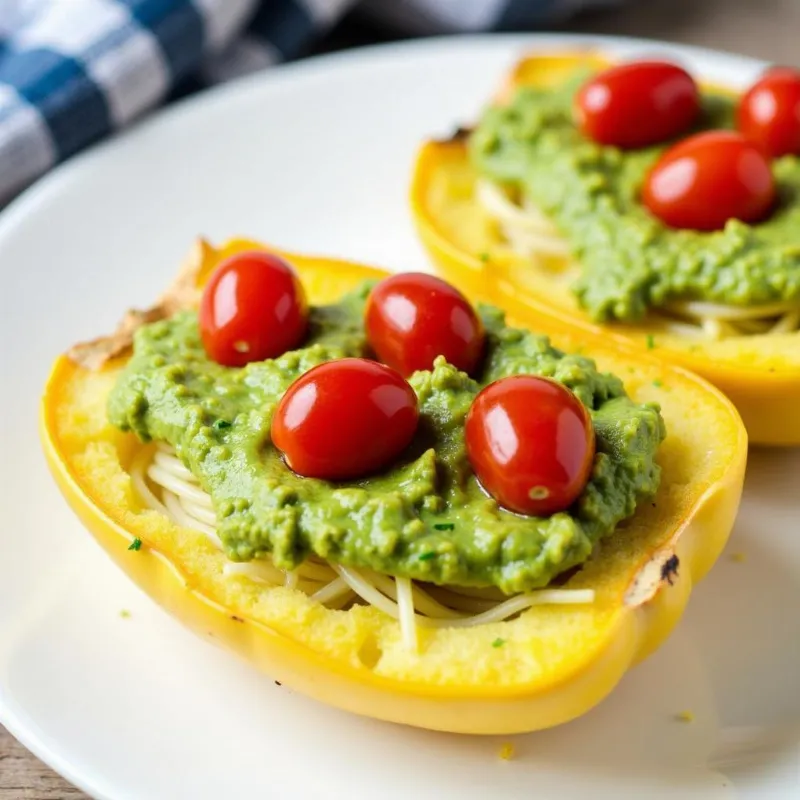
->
[575,61,700,148]
[365,273,485,377]
[737,67,800,157]
[199,251,308,367]
[465,376,595,516]
[271,358,419,481]
[642,131,776,231]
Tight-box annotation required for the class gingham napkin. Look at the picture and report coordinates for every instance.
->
[0,0,613,202]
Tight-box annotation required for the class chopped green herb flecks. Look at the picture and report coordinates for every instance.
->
[433,522,455,531]
[492,638,505,648]
[128,537,142,551]
[646,335,656,350]
[419,551,437,561]
[652,379,663,388]
[479,252,490,263]
[213,419,232,431]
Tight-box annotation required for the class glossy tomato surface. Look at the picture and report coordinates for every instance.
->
[365,273,484,376]
[465,376,595,517]
[575,61,699,148]
[200,251,308,366]
[271,358,419,481]
[737,67,800,158]
[642,131,776,231]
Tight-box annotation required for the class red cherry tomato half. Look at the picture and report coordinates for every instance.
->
[642,131,776,231]
[271,358,419,481]
[465,376,595,517]
[199,251,308,367]
[575,61,700,148]
[365,273,485,377]
[737,66,800,158]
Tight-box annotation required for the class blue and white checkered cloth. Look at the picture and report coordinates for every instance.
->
[0,0,614,202]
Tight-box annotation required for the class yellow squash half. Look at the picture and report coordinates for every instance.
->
[41,238,747,734]
[411,52,800,446]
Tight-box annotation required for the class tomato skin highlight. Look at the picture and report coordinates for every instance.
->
[365,273,485,377]
[464,376,595,517]
[199,251,308,367]
[271,358,419,481]
[642,131,776,231]
[737,67,800,158]
[575,61,700,148]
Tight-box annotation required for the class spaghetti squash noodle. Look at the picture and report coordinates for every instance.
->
[130,443,594,651]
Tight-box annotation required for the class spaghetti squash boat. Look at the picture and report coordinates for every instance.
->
[41,238,747,735]
[411,52,800,445]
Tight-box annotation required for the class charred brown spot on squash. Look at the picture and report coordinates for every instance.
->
[435,125,473,145]
[624,548,682,608]
[660,555,680,586]
[67,238,211,370]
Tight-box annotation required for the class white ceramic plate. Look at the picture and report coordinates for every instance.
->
[1,34,798,800]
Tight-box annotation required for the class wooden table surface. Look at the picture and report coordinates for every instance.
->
[2,0,798,797]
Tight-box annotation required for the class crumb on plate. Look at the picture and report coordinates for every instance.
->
[499,742,515,760]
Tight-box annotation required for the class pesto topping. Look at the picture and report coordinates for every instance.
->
[470,70,800,321]
[108,283,664,594]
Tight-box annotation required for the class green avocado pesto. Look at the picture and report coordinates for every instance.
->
[470,70,800,321]
[108,283,665,594]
